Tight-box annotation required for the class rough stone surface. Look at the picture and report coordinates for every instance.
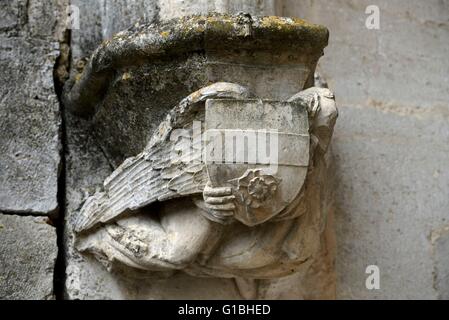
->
[98,0,159,40]
[283,0,449,299]
[70,0,280,63]
[0,37,60,214]
[64,13,328,117]
[64,112,113,299]
[432,225,449,299]
[70,0,158,71]
[0,214,57,300]
[0,0,65,300]
[70,0,103,66]
[0,0,66,214]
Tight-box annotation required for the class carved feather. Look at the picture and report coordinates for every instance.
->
[73,83,254,232]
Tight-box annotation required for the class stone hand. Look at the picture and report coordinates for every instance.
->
[203,182,236,221]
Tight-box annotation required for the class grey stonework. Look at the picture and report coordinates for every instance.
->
[0,214,57,300]
[432,226,449,300]
[0,0,67,214]
[0,0,448,300]
[0,36,60,214]
[0,0,67,299]
[70,0,159,68]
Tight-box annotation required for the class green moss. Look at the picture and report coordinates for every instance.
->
[160,31,170,38]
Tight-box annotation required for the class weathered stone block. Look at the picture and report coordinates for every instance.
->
[283,0,449,299]
[0,214,57,300]
[333,106,449,299]
[0,0,67,214]
[70,0,158,66]
[0,0,26,32]
[0,37,61,214]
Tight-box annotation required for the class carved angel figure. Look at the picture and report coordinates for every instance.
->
[73,82,337,297]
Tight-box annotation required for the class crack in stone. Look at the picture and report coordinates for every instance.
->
[52,25,72,301]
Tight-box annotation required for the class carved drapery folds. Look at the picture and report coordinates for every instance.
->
[64,13,337,299]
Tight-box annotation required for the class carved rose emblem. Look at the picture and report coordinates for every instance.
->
[234,170,280,209]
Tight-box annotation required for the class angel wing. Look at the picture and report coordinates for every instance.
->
[73,82,254,232]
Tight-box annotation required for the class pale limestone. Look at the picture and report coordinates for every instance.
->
[64,13,337,299]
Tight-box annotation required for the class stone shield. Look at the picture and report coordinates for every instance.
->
[204,99,310,226]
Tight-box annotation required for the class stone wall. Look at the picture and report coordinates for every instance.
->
[0,0,66,299]
[282,0,449,299]
[0,0,448,299]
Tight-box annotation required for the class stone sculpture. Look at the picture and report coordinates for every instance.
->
[65,13,338,299]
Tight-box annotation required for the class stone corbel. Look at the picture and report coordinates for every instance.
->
[64,13,337,299]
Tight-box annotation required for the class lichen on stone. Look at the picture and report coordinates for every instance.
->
[63,13,328,118]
